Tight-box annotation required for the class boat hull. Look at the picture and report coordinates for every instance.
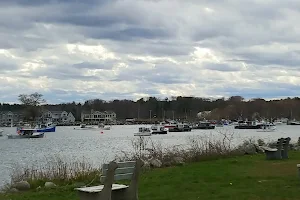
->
[7,133,44,139]
[193,126,215,130]
[134,133,152,136]
[37,126,56,132]
[234,125,262,129]
[152,130,168,134]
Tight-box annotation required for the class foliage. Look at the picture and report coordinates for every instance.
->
[1,95,300,121]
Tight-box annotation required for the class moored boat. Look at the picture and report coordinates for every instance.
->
[134,127,152,136]
[234,121,264,129]
[257,123,276,132]
[193,122,215,129]
[168,124,192,132]
[151,125,168,134]
[0,129,3,137]
[74,124,97,130]
[7,128,44,139]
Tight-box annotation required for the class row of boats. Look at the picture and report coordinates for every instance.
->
[134,120,278,136]
[0,122,112,139]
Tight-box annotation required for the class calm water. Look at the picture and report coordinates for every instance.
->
[0,124,298,186]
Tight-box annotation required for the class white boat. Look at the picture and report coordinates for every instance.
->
[257,123,276,132]
[151,125,168,134]
[98,123,111,130]
[74,124,97,130]
[7,129,44,139]
[134,127,152,136]
[0,129,3,136]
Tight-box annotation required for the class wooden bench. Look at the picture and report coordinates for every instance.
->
[75,159,143,200]
[263,137,291,160]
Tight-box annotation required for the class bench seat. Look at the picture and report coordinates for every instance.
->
[75,184,128,193]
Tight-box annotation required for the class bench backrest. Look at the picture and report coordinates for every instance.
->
[100,161,136,183]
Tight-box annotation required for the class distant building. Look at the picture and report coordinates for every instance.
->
[81,110,116,123]
[41,110,75,124]
[0,111,24,126]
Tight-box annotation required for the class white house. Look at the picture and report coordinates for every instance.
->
[81,110,116,123]
[42,110,75,123]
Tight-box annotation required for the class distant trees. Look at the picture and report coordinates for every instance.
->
[1,94,300,121]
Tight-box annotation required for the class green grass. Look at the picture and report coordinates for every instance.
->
[2,152,300,200]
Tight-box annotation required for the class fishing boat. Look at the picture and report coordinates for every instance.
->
[98,123,111,130]
[134,127,152,136]
[73,124,97,130]
[168,123,192,132]
[257,123,276,132]
[35,122,56,132]
[192,122,215,129]
[151,125,168,134]
[7,128,44,139]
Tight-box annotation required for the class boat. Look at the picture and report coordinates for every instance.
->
[234,121,264,129]
[98,123,111,130]
[168,124,192,132]
[161,120,178,129]
[0,129,3,136]
[134,127,152,136]
[151,125,168,134]
[287,120,300,125]
[192,122,215,129]
[7,128,44,139]
[257,123,276,132]
[74,124,97,130]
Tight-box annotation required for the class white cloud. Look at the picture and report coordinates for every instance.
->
[1,0,300,103]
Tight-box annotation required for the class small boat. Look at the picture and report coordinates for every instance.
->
[35,122,56,132]
[257,123,276,132]
[151,125,168,134]
[234,121,263,129]
[169,124,192,132]
[7,128,44,139]
[98,123,111,130]
[193,122,215,129]
[0,129,3,137]
[74,124,97,130]
[134,127,152,136]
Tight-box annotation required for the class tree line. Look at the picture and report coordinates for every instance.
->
[0,93,300,121]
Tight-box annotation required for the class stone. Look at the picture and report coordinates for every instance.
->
[36,186,42,191]
[44,182,56,189]
[150,158,162,168]
[13,181,30,191]
[173,157,185,165]
[9,188,19,193]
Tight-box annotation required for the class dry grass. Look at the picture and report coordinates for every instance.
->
[5,156,101,190]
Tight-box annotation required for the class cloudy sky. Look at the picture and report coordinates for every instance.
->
[1,0,300,104]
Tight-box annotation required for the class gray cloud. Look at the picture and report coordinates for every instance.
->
[1,0,300,103]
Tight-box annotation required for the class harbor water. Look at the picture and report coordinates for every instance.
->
[0,124,298,187]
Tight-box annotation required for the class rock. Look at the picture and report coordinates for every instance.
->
[9,188,19,193]
[150,158,162,168]
[36,186,42,191]
[13,181,30,191]
[173,157,185,165]
[238,143,257,155]
[44,182,56,189]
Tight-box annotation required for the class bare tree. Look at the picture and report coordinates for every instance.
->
[18,92,46,121]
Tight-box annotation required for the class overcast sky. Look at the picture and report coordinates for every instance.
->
[1,0,300,104]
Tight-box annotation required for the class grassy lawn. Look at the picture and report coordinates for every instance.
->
[1,152,300,200]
